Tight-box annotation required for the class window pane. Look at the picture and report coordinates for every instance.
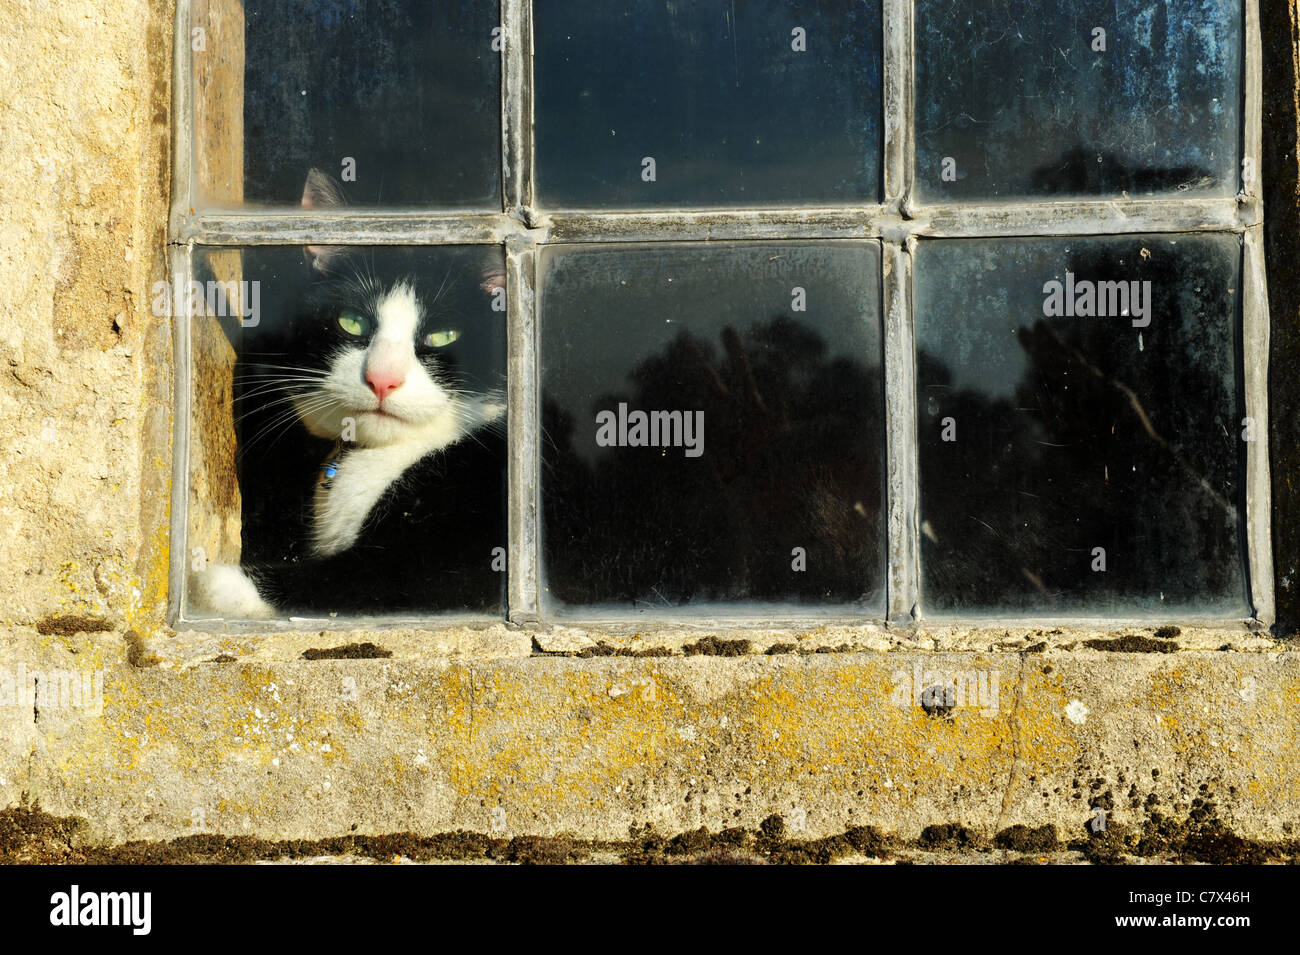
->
[534,0,882,209]
[915,234,1248,616]
[185,244,507,618]
[194,0,502,209]
[540,242,885,614]
[914,0,1241,201]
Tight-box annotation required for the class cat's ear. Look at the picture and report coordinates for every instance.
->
[302,168,348,273]
[479,252,506,297]
[302,167,346,209]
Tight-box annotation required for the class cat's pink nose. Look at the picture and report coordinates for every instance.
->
[366,371,404,401]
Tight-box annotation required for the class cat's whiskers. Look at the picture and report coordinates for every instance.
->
[237,362,331,373]
[234,366,329,396]
[234,381,322,403]
[238,392,345,456]
[239,400,321,448]
[347,264,381,304]
[231,389,329,428]
[232,379,327,413]
[235,369,331,387]
[417,390,504,453]
[238,414,304,457]
[428,263,457,312]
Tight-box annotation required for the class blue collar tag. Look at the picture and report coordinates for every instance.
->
[317,439,353,490]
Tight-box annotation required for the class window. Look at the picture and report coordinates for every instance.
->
[169,0,1271,630]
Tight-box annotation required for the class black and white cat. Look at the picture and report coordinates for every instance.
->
[191,169,507,618]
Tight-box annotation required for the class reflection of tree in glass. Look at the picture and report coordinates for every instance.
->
[544,316,884,608]
[920,244,1245,613]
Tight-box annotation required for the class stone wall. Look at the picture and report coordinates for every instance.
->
[0,0,173,635]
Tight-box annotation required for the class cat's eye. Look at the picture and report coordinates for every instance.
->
[422,329,460,348]
[337,311,368,337]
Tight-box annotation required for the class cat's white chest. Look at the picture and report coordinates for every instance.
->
[312,441,429,556]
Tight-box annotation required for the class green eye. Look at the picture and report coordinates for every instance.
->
[337,311,367,337]
[423,328,460,348]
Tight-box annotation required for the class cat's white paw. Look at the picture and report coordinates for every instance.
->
[190,564,275,618]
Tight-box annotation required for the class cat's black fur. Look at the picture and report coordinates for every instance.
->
[240,428,505,616]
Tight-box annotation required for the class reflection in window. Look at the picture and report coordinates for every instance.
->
[915,234,1248,616]
[535,0,883,208]
[196,0,502,208]
[914,0,1241,200]
[188,241,507,617]
[540,242,885,613]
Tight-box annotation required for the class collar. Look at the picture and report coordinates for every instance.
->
[317,438,355,491]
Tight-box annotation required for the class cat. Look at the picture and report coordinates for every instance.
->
[190,169,507,618]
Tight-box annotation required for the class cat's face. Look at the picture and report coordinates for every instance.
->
[290,261,502,448]
[281,170,505,450]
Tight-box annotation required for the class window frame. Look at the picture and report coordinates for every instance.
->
[167,0,1273,632]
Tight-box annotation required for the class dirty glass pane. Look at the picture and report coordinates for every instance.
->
[540,242,885,614]
[194,0,502,209]
[915,234,1248,616]
[914,0,1242,201]
[534,0,882,209]
[184,244,507,618]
